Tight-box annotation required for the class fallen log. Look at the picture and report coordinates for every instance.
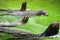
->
[0,22,59,39]
[0,16,29,27]
[0,2,48,17]
[0,10,48,17]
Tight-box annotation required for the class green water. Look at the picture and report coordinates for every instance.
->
[0,0,60,40]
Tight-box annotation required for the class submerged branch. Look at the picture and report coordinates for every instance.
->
[20,2,27,11]
[0,2,48,17]
[0,16,29,27]
[0,10,48,17]
[0,22,59,39]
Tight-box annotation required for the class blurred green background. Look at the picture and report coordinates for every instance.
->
[0,0,60,40]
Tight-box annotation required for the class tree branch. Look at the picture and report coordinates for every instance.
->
[0,22,59,39]
[40,22,59,37]
[0,10,48,17]
[20,2,27,11]
[0,16,29,27]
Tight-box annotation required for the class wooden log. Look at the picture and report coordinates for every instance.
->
[0,10,48,17]
[0,1,48,17]
[40,22,59,37]
[20,2,27,11]
[0,16,29,27]
[0,22,59,39]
